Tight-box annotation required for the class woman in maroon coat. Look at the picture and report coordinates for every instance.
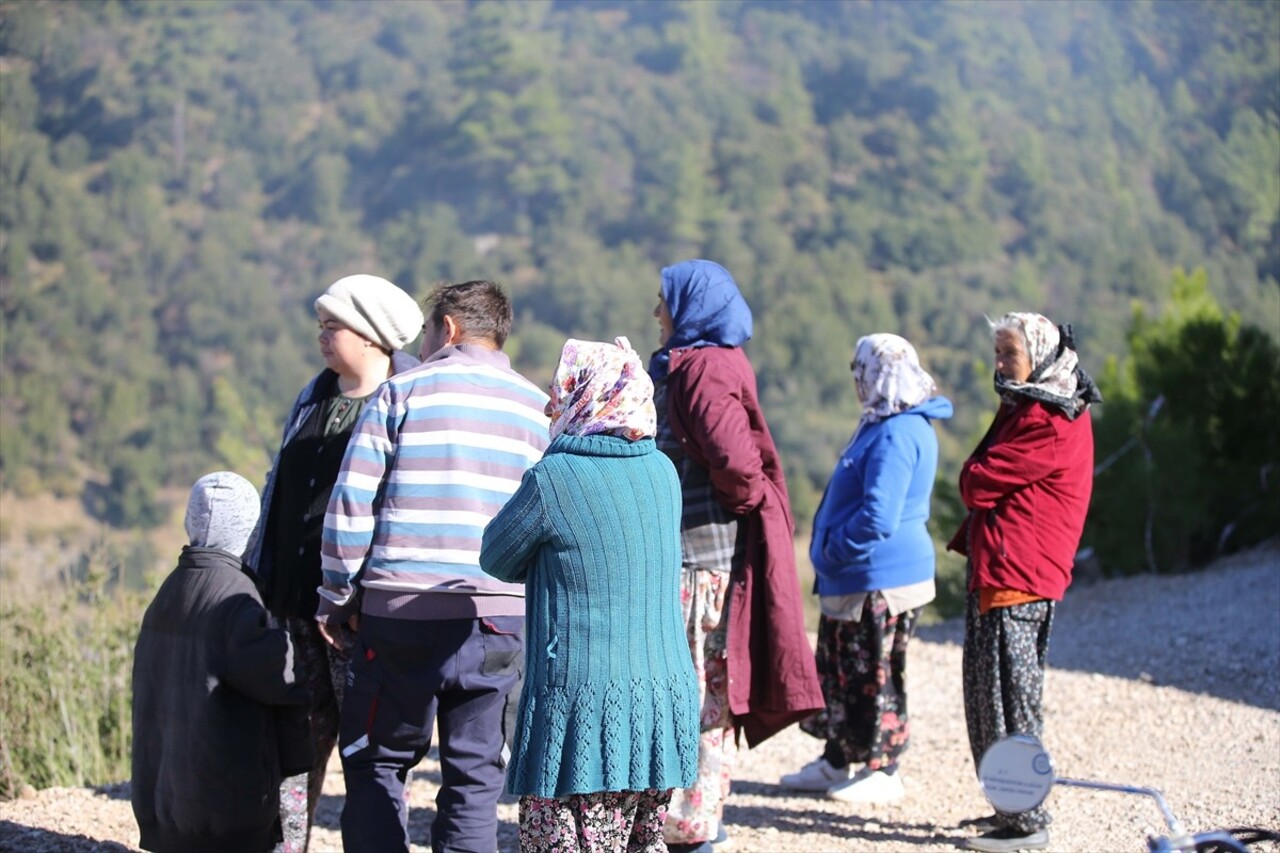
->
[948,312,1100,853]
[648,259,823,853]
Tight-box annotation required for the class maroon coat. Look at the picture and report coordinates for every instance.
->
[666,345,824,747]
[947,399,1094,601]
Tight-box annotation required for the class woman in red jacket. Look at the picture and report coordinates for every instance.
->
[649,260,823,853]
[948,312,1100,853]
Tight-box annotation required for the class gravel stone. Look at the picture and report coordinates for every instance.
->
[3,545,1277,853]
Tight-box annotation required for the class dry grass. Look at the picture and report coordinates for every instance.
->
[0,489,188,597]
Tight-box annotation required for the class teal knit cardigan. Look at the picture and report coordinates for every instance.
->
[480,433,699,798]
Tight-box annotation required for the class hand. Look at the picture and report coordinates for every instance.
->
[316,620,341,649]
[317,613,359,649]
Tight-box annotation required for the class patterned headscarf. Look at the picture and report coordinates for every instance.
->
[993,312,1102,420]
[647,259,753,380]
[549,337,656,442]
[852,334,938,425]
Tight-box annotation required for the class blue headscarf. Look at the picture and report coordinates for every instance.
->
[648,259,754,380]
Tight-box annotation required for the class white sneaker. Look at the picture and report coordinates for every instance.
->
[826,767,905,804]
[779,756,854,791]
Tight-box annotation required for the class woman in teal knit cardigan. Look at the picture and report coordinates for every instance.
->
[481,337,699,852]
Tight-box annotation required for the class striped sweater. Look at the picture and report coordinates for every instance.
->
[318,344,549,623]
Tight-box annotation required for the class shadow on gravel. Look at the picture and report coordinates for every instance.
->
[915,621,965,647]
[912,553,1280,712]
[916,612,1280,711]
[723,797,961,848]
[315,792,344,829]
[0,820,132,852]
[832,822,966,851]
[726,781,967,848]
[728,779,815,800]
[92,782,129,802]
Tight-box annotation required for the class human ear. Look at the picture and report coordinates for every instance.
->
[442,314,463,345]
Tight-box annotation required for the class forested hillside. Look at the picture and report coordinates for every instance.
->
[2,0,1277,570]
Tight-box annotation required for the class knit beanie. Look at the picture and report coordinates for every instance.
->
[314,274,423,352]
[184,471,261,558]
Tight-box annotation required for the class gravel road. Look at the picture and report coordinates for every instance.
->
[3,544,1277,853]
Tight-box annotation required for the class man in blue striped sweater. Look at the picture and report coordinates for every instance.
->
[317,280,549,853]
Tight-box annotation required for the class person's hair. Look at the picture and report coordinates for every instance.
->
[424,280,513,348]
[986,313,1028,349]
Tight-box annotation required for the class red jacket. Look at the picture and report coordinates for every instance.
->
[947,400,1094,601]
[666,345,824,747]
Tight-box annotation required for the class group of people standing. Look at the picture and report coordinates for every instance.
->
[778,312,1098,853]
[130,260,1098,853]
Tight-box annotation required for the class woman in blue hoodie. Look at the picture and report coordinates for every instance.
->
[781,334,952,805]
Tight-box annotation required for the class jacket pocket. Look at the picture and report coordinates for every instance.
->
[338,641,383,759]
[479,615,524,677]
[1007,599,1051,624]
[985,508,1010,561]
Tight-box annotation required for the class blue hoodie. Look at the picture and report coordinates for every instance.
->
[810,397,954,595]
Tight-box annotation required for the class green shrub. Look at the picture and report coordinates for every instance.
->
[0,543,148,797]
[1086,269,1280,574]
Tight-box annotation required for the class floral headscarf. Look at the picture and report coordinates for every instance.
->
[647,259,753,380]
[549,337,656,442]
[852,333,938,425]
[994,312,1102,420]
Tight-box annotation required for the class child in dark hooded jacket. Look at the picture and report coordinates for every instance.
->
[131,471,311,853]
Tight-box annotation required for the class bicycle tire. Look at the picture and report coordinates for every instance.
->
[1193,838,1247,853]
[1224,828,1280,848]
[1193,828,1280,853]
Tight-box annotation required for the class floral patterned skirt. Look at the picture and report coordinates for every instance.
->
[276,617,352,853]
[800,593,920,771]
[519,789,672,853]
[664,568,734,846]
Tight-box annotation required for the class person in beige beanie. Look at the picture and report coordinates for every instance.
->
[245,273,422,852]
[313,273,424,353]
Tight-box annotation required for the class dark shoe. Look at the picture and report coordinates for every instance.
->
[959,814,1001,833]
[962,827,1049,852]
[666,843,713,853]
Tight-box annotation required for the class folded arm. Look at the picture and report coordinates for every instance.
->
[675,358,768,515]
[960,414,1060,509]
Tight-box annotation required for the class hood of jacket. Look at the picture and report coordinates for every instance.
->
[903,396,954,421]
[184,471,260,557]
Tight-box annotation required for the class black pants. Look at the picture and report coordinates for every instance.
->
[338,614,523,853]
[962,594,1055,833]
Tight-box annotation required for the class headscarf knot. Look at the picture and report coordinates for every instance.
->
[994,312,1101,419]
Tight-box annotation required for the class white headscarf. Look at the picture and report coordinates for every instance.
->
[852,333,937,425]
[993,312,1101,420]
